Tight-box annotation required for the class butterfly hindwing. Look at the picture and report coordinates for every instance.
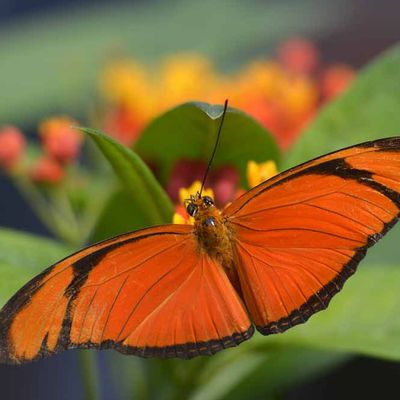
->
[224,137,400,334]
[0,225,252,364]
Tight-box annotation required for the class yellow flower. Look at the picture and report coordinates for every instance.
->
[158,54,217,108]
[236,61,286,101]
[172,180,214,225]
[100,60,147,103]
[172,212,189,225]
[178,180,214,205]
[99,60,154,123]
[247,160,278,188]
[280,76,318,119]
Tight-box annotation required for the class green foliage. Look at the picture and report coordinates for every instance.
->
[135,102,280,187]
[253,265,400,360]
[0,229,70,306]
[285,44,400,168]
[193,347,348,400]
[79,127,174,228]
[1,43,400,399]
[92,189,154,242]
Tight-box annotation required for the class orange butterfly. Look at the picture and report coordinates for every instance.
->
[1,105,400,364]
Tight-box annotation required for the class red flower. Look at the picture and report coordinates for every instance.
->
[167,160,207,203]
[39,117,82,163]
[30,157,65,184]
[168,160,240,206]
[0,125,26,170]
[321,64,355,100]
[212,166,240,205]
[278,38,319,74]
[103,106,143,146]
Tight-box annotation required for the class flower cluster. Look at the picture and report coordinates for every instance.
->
[0,38,356,235]
[0,38,355,187]
[172,160,278,224]
[100,38,355,150]
[0,117,81,184]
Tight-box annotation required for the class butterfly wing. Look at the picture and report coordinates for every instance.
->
[224,137,400,334]
[0,225,252,364]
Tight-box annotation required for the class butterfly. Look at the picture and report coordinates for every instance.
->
[1,105,400,364]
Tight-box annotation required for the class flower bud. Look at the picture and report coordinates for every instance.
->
[30,156,65,184]
[39,117,82,163]
[279,38,319,74]
[321,65,355,100]
[0,126,26,170]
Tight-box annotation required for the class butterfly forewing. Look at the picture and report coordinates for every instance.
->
[0,225,252,363]
[224,137,400,333]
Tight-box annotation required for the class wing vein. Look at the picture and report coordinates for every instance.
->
[99,273,132,343]
[79,240,184,289]
[238,242,291,321]
[232,223,365,244]
[303,203,375,232]
[116,248,190,342]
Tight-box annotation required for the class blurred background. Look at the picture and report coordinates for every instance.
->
[0,0,399,399]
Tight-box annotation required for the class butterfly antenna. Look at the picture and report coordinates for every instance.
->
[199,99,229,197]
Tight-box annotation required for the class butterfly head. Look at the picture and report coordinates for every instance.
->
[185,193,215,218]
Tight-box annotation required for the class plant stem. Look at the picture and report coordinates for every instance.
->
[13,176,83,246]
[78,351,101,400]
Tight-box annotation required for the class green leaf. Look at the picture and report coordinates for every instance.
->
[135,102,280,187]
[193,347,348,400]
[189,352,266,400]
[0,228,70,307]
[92,189,152,242]
[252,264,400,360]
[78,127,174,226]
[229,349,349,400]
[285,44,400,168]
[362,225,400,267]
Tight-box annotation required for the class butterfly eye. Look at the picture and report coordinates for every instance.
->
[203,196,214,207]
[186,203,198,217]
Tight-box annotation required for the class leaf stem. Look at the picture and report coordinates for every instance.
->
[78,351,101,400]
[13,177,82,246]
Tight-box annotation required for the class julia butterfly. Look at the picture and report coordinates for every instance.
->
[1,101,399,363]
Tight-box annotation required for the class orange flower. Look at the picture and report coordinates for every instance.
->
[39,117,82,163]
[0,125,26,170]
[30,157,65,184]
[103,106,142,146]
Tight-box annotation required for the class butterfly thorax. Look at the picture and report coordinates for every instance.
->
[187,195,235,269]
